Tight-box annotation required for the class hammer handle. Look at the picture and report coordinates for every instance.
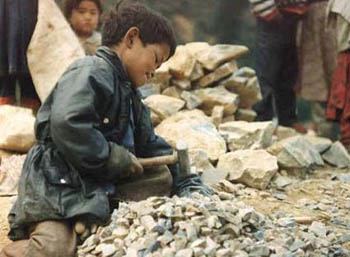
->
[137,152,178,168]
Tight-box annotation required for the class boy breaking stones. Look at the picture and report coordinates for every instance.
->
[0,1,210,256]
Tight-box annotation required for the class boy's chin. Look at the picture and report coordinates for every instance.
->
[133,80,146,88]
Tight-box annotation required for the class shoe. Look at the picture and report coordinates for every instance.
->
[21,98,41,113]
[292,123,308,134]
[0,96,15,105]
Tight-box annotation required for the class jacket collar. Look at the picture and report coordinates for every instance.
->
[95,46,129,81]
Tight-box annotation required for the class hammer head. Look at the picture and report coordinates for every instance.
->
[176,140,191,176]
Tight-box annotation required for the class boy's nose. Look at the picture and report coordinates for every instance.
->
[84,13,92,20]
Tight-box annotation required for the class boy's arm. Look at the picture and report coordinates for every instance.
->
[135,105,211,197]
[50,64,131,181]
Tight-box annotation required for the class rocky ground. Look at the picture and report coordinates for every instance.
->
[1,154,349,256]
[73,165,350,257]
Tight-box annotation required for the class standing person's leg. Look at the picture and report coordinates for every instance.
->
[0,76,16,105]
[253,20,282,122]
[275,20,298,127]
[18,75,41,112]
[0,220,77,257]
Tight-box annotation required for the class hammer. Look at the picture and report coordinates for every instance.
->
[137,140,191,176]
[74,141,191,238]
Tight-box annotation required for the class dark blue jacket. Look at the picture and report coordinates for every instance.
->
[8,47,179,240]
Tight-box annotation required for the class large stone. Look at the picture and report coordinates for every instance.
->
[233,67,256,78]
[196,60,238,88]
[217,150,278,190]
[235,109,257,122]
[194,86,239,116]
[138,83,161,98]
[162,86,182,99]
[150,111,162,126]
[165,45,196,80]
[172,79,192,90]
[221,74,262,109]
[211,105,225,128]
[322,141,350,168]
[180,91,202,110]
[218,121,274,151]
[184,42,211,57]
[267,136,324,171]
[194,44,249,71]
[303,136,332,154]
[149,63,171,90]
[144,95,185,121]
[275,126,298,141]
[0,105,36,152]
[190,62,205,81]
[189,149,227,185]
[155,112,227,161]
[157,109,210,124]
[27,0,85,102]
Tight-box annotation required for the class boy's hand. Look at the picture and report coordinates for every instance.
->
[129,153,144,176]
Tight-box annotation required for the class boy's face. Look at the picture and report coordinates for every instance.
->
[124,34,170,88]
[69,0,99,38]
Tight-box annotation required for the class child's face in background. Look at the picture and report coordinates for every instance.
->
[69,0,99,38]
[124,36,170,88]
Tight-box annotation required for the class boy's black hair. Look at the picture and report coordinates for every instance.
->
[102,0,177,59]
[63,0,103,19]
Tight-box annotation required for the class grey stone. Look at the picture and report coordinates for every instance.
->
[322,141,350,168]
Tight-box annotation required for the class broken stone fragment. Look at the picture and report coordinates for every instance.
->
[144,94,185,121]
[219,121,275,151]
[322,141,350,168]
[155,116,227,162]
[0,105,36,152]
[172,79,192,90]
[180,91,202,110]
[235,109,257,122]
[194,44,249,71]
[211,105,225,128]
[162,86,182,99]
[196,60,238,88]
[194,86,240,116]
[165,45,196,80]
[217,150,278,190]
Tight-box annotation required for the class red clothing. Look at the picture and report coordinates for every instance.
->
[326,52,350,145]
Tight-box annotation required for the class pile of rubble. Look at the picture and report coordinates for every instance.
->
[77,181,349,257]
[139,42,350,189]
[140,42,259,126]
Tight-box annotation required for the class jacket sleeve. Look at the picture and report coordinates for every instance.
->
[249,0,279,21]
[134,104,181,181]
[50,60,131,180]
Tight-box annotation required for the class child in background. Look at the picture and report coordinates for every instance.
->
[63,0,103,55]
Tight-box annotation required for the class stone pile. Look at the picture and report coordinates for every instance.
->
[140,42,260,127]
[137,42,350,190]
[76,181,349,257]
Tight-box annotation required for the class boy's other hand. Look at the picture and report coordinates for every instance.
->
[129,153,144,176]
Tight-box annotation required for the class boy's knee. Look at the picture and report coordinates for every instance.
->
[28,220,77,257]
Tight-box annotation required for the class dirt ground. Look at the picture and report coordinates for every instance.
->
[0,197,12,249]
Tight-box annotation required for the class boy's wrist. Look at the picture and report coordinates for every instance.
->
[106,142,132,181]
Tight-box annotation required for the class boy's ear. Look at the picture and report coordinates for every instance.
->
[125,27,140,48]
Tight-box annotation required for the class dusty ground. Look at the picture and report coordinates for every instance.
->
[0,166,349,251]
[0,197,12,249]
